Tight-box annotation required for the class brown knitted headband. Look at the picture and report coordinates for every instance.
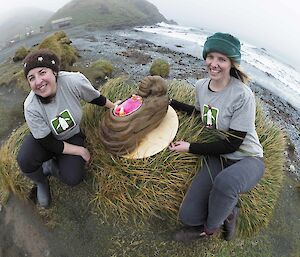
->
[23,49,60,78]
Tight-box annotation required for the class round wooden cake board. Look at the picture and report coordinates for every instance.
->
[122,105,179,159]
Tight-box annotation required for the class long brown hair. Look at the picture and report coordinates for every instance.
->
[230,62,251,84]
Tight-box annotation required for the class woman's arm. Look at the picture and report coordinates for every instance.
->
[169,99,200,115]
[36,133,64,154]
[89,95,115,108]
[62,142,90,162]
[169,129,246,155]
[36,133,90,162]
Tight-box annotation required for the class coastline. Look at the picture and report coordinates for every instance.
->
[68,26,300,179]
[1,25,299,179]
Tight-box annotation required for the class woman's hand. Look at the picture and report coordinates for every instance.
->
[79,147,91,162]
[114,99,122,105]
[169,140,190,152]
[105,99,116,109]
[63,142,91,162]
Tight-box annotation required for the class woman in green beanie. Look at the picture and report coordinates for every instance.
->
[169,32,265,241]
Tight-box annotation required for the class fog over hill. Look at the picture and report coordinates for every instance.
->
[0,0,168,48]
[0,7,53,47]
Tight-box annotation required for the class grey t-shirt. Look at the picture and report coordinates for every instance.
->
[24,71,100,140]
[195,77,263,160]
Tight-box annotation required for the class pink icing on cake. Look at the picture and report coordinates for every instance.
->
[114,95,143,116]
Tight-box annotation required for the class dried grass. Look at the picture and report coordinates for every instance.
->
[81,77,285,236]
[0,77,285,237]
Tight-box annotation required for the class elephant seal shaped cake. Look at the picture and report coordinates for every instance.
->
[99,76,169,156]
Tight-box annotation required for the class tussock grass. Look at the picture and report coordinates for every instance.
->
[81,77,202,221]
[38,31,78,70]
[73,59,115,85]
[238,100,285,237]
[150,59,170,78]
[81,77,285,236]
[0,77,285,238]
[13,46,29,62]
[0,124,30,203]
[0,60,24,88]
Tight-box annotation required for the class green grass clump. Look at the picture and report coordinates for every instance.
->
[13,46,29,62]
[90,60,114,78]
[150,59,170,78]
[237,100,285,237]
[38,31,78,70]
[0,60,23,87]
[75,59,114,85]
[11,70,30,92]
[0,77,285,238]
[0,124,30,203]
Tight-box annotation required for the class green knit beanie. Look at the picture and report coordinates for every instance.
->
[202,32,241,64]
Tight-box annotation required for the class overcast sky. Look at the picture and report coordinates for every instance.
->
[0,0,299,71]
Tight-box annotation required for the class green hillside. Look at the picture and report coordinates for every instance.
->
[45,0,167,29]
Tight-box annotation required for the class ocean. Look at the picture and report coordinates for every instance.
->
[133,22,300,112]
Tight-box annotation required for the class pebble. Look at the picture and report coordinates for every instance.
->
[289,164,296,172]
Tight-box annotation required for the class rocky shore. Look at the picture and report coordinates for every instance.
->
[67,26,300,179]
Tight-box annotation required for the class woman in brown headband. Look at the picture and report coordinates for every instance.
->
[17,49,115,207]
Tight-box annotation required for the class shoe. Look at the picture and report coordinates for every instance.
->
[223,207,240,241]
[173,225,206,243]
[24,169,51,208]
[36,179,51,207]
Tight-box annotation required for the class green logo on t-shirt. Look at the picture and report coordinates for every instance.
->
[51,109,75,135]
[203,104,219,129]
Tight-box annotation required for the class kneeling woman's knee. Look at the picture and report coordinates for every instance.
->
[60,170,85,186]
[213,174,238,197]
[178,200,201,226]
[179,203,190,224]
[17,149,32,173]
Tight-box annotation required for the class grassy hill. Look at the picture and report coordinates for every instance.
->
[45,0,167,29]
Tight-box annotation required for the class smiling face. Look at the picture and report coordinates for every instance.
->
[205,52,232,82]
[27,67,57,98]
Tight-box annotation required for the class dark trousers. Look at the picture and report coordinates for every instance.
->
[17,133,86,186]
[179,155,265,230]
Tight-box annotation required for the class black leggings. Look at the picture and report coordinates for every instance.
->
[17,133,86,186]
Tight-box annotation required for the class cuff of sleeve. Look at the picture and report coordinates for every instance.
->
[100,95,107,106]
[90,95,107,106]
[189,143,200,154]
[189,142,210,155]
